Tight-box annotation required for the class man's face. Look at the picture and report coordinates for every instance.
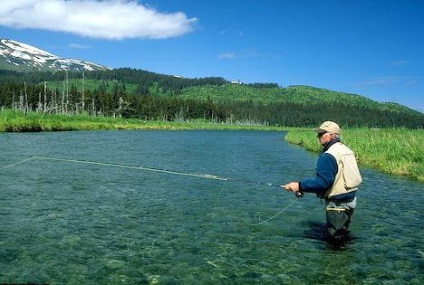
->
[317,132,333,145]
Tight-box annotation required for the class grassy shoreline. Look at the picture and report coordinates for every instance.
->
[1,110,422,182]
[0,110,283,132]
[285,128,424,182]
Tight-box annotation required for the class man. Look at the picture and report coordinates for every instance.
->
[283,121,362,243]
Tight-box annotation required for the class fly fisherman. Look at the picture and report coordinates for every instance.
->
[283,121,362,243]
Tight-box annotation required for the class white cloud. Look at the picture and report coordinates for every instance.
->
[388,60,410,66]
[0,0,197,40]
[69,43,93,49]
[357,76,421,87]
[359,77,400,86]
[218,50,281,60]
[219,28,243,37]
[218,52,236,59]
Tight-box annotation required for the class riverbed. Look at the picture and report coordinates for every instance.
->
[1,130,422,284]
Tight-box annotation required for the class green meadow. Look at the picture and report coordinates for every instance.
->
[0,110,422,182]
[0,109,282,132]
[285,128,424,182]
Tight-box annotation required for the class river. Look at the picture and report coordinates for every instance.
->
[1,130,422,284]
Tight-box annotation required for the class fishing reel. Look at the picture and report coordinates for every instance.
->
[295,191,304,199]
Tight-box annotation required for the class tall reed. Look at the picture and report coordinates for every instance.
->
[0,109,283,132]
[285,128,424,182]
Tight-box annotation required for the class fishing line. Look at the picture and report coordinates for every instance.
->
[2,156,284,188]
[0,157,37,170]
[33,156,230,181]
[255,198,300,225]
[2,156,302,223]
[26,156,285,189]
[2,156,281,187]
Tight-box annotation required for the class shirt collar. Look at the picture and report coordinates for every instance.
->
[322,139,339,153]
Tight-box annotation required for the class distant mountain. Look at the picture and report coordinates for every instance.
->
[0,39,422,120]
[177,84,424,116]
[0,39,110,72]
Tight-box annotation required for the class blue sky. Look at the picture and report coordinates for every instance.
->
[1,0,423,112]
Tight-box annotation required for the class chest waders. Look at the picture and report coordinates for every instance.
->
[324,142,361,243]
[325,198,357,243]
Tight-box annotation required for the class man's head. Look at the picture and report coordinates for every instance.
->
[314,121,341,135]
[314,121,341,145]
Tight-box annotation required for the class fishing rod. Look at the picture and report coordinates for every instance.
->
[225,177,304,198]
[35,156,304,197]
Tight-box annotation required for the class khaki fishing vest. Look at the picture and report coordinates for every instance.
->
[324,142,362,198]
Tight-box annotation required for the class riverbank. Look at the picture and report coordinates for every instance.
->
[1,110,422,182]
[0,110,283,132]
[285,128,424,182]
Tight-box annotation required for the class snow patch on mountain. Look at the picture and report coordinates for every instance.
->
[0,39,110,72]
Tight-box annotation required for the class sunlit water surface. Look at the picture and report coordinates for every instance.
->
[0,130,422,284]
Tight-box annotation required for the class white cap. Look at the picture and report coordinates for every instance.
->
[314,121,341,134]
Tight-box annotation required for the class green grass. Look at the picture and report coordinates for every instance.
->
[0,109,283,132]
[285,128,424,182]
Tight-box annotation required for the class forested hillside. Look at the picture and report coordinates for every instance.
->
[0,68,423,128]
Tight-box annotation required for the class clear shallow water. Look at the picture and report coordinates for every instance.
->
[0,130,423,284]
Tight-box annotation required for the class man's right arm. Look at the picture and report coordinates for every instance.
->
[299,153,338,195]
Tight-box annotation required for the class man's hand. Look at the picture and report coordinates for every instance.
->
[282,182,300,192]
